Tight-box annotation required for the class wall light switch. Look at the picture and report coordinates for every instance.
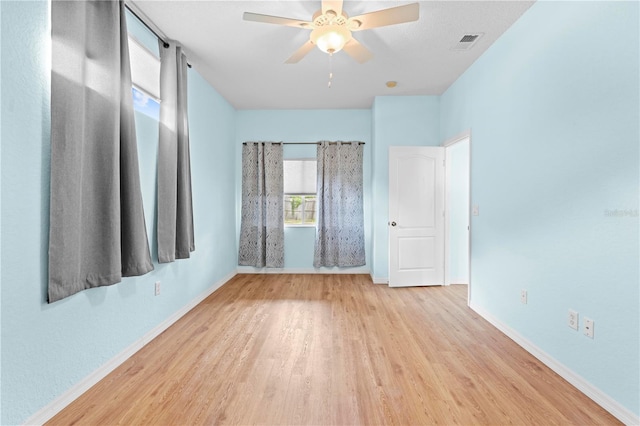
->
[472,205,480,216]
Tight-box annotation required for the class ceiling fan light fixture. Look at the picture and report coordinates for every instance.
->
[310,25,351,54]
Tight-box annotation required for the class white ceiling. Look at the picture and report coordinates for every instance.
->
[131,0,535,109]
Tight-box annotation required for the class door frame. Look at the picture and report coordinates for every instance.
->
[442,130,472,305]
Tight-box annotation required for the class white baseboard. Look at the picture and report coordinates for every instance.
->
[469,301,640,426]
[237,266,370,274]
[236,268,384,286]
[23,271,236,426]
[370,275,388,285]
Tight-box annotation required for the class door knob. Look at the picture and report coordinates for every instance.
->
[391,221,397,226]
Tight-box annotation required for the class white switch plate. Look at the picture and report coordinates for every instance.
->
[568,309,578,330]
[154,281,161,296]
[583,317,594,338]
[520,289,527,304]
[472,205,479,216]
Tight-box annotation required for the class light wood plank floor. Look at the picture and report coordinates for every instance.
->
[48,274,619,425]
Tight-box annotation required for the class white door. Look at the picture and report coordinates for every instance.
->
[389,146,445,287]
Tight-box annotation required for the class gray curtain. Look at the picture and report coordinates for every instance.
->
[238,142,284,268]
[157,42,194,263]
[49,0,153,303]
[313,141,365,267]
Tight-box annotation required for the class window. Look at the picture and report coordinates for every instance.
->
[284,159,317,226]
[132,86,160,119]
[128,36,161,120]
[126,7,161,120]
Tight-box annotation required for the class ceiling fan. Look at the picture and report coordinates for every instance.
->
[243,1,420,64]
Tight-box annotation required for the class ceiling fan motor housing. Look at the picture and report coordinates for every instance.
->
[312,9,348,26]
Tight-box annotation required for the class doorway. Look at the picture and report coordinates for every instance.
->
[444,132,471,303]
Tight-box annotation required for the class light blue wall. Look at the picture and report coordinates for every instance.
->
[447,139,469,284]
[0,2,237,424]
[371,96,440,280]
[235,109,372,270]
[440,1,639,416]
[2,0,638,422]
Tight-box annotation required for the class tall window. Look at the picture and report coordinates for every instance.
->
[126,8,161,120]
[284,159,317,225]
[128,36,161,119]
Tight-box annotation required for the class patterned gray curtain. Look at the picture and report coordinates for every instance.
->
[238,142,284,268]
[48,0,153,302]
[157,42,194,263]
[314,141,365,267]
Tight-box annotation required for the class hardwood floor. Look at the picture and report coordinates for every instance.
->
[47,274,619,425]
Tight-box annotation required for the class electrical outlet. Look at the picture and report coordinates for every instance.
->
[568,309,578,330]
[583,317,594,338]
[520,289,527,304]
[154,281,161,296]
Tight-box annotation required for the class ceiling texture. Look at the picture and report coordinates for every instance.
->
[131,0,535,109]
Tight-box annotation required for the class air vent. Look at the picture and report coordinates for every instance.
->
[452,33,484,51]
[459,34,479,43]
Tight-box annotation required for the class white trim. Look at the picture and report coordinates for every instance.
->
[441,130,472,304]
[444,148,452,286]
[23,272,236,426]
[469,301,640,426]
[442,129,472,147]
[370,274,388,285]
[237,267,370,275]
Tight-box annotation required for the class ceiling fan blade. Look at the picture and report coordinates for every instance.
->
[349,3,419,31]
[342,38,373,63]
[285,40,316,64]
[322,0,343,17]
[243,12,312,29]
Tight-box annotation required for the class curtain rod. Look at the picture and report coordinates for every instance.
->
[242,142,365,145]
[124,3,192,68]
